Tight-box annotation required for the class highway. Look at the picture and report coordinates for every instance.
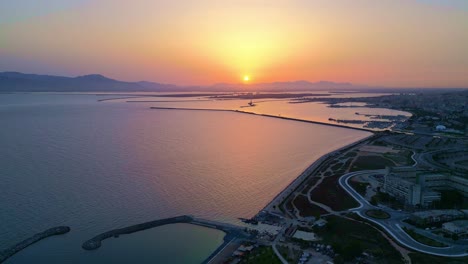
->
[339,171,468,257]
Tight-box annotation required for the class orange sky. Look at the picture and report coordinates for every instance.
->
[1,0,467,87]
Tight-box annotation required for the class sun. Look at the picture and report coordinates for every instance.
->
[243,75,250,82]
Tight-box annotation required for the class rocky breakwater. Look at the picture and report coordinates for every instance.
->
[0,226,70,263]
[82,215,193,250]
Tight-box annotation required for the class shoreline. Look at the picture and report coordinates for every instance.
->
[258,133,375,217]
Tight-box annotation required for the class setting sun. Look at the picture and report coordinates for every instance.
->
[243,75,250,82]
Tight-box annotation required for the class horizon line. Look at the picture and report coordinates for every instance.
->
[1,70,468,90]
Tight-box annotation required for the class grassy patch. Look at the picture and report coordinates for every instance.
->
[432,190,468,210]
[371,140,389,146]
[240,246,282,264]
[455,160,468,166]
[284,197,294,214]
[383,150,414,166]
[277,245,302,263]
[310,175,359,211]
[350,155,395,171]
[344,151,358,158]
[402,227,448,247]
[349,181,369,196]
[365,209,390,219]
[315,216,403,263]
[331,162,344,171]
[300,177,320,195]
[293,195,328,217]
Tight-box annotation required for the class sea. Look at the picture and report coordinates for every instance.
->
[0,93,378,263]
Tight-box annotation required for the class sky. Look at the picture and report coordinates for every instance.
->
[1,0,467,87]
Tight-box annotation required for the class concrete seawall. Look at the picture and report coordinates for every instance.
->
[82,215,193,250]
[0,226,70,263]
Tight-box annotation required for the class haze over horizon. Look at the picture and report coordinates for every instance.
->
[1,0,468,88]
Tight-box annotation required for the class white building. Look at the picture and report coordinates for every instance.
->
[383,167,468,207]
[383,174,421,205]
[442,220,468,238]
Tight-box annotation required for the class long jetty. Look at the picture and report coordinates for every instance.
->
[82,215,247,251]
[0,226,70,263]
[150,106,374,133]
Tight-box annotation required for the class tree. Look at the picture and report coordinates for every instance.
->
[315,212,321,220]
[440,190,463,209]
[341,241,363,261]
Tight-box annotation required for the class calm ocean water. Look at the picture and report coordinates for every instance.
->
[115,92,410,130]
[0,94,371,263]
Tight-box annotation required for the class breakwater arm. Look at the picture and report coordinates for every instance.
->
[149,106,374,132]
[0,226,70,263]
[82,215,193,250]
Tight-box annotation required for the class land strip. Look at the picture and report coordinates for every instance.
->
[150,106,374,132]
[0,226,70,263]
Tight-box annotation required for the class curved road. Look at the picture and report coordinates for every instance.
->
[339,171,468,257]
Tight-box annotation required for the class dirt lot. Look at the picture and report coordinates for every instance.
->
[350,155,395,171]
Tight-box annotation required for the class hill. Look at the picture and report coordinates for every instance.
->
[0,71,369,92]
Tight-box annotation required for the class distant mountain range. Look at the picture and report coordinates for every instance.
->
[0,72,174,92]
[3,71,462,93]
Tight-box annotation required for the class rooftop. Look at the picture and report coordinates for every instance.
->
[443,220,468,230]
[412,210,465,218]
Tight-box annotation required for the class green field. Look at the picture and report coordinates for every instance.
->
[293,194,327,217]
[277,245,302,263]
[383,150,414,166]
[310,175,359,211]
[349,181,369,196]
[314,216,403,263]
[350,156,396,171]
[402,227,448,247]
[240,246,282,264]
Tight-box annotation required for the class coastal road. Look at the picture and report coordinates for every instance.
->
[339,171,468,257]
